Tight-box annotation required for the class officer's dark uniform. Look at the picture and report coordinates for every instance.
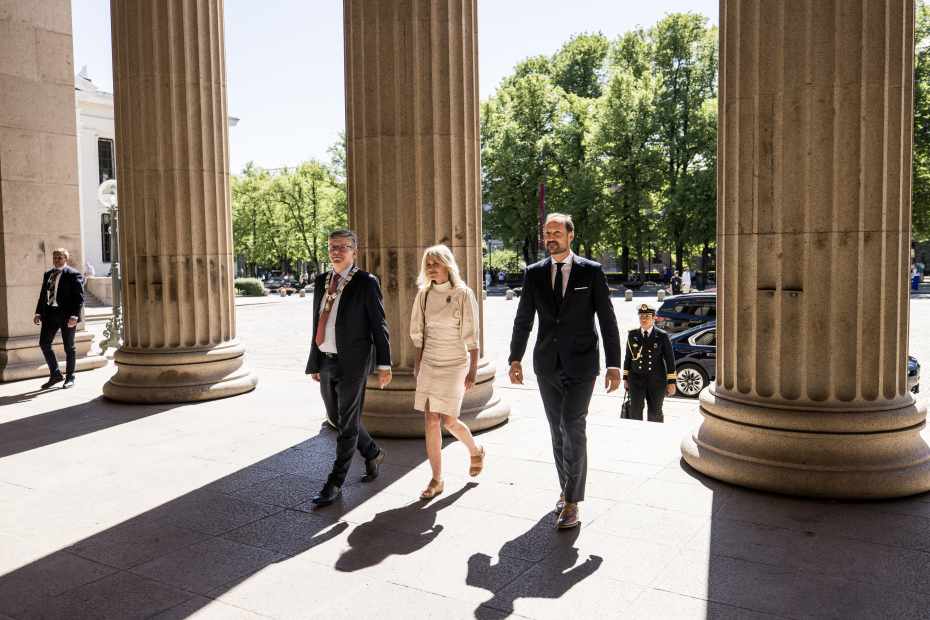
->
[623,304,676,422]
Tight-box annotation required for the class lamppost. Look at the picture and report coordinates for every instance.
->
[97,180,122,356]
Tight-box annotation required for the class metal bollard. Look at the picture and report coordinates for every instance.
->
[657,290,665,302]
[299,289,306,298]
[625,290,633,302]
[505,290,514,300]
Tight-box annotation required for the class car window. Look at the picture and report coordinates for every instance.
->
[692,300,714,316]
[694,329,716,346]
[673,302,693,314]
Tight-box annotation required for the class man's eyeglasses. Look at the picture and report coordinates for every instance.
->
[328,245,354,253]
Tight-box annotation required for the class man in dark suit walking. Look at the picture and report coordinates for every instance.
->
[306,230,393,506]
[33,248,84,389]
[508,214,622,528]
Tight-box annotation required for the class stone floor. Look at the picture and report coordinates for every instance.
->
[2,297,930,619]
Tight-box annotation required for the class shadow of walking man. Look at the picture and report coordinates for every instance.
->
[466,516,603,618]
[335,482,477,572]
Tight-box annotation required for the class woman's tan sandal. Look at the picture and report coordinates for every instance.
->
[420,479,444,499]
[469,446,486,477]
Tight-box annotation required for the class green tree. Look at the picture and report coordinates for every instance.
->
[481,73,562,264]
[591,67,664,280]
[632,14,718,271]
[914,0,930,241]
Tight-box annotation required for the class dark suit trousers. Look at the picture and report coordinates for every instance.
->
[39,305,76,378]
[536,359,596,503]
[319,355,380,487]
[629,384,667,423]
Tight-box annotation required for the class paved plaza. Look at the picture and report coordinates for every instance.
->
[1,296,930,619]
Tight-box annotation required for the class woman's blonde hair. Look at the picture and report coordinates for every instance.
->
[417,244,467,291]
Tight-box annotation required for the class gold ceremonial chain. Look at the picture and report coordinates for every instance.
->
[628,340,643,361]
[322,266,358,312]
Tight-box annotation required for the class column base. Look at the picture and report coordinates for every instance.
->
[681,389,930,500]
[102,339,258,404]
[355,357,510,438]
[0,331,108,382]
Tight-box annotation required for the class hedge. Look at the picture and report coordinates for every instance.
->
[235,277,264,296]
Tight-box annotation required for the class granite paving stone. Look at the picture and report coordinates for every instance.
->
[12,571,193,620]
[0,550,118,615]
[65,518,210,570]
[220,508,347,556]
[129,537,284,596]
[777,571,930,620]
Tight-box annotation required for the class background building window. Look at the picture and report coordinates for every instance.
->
[101,214,111,262]
[98,138,115,185]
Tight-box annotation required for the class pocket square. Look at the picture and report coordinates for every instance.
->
[574,287,588,290]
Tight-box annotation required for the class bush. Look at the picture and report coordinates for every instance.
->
[235,277,264,296]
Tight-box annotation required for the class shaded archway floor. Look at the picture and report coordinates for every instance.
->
[2,296,930,619]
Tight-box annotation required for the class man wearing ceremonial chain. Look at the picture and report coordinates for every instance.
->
[305,230,393,506]
[623,304,676,423]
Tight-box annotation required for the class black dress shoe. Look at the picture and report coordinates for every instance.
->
[311,483,342,506]
[62,377,75,389]
[361,449,386,482]
[41,373,64,389]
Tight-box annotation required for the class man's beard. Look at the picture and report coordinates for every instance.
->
[547,241,566,255]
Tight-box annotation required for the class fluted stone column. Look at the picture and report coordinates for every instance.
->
[102,0,257,403]
[682,0,930,498]
[0,0,107,381]
[344,0,509,436]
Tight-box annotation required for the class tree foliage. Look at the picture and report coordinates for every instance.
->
[231,136,347,274]
[914,0,930,241]
[481,18,718,273]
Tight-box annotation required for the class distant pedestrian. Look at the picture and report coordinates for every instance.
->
[83,262,95,277]
[498,269,505,287]
[664,265,671,286]
[669,271,682,295]
[681,268,692,294]
[34,248,84,390]
[913,264,921,291]
[485,271,492,290]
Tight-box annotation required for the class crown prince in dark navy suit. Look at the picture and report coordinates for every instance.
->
[33,248,84,389]
[508,214,622,529]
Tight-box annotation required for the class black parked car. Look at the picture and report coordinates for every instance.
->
[670,322,718,397]
[668,321,922,398]
[656,292,717,333]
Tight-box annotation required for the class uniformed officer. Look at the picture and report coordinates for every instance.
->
[623,304,676,422]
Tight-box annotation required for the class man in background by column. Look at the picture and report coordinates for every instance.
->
[681,267,692,293]
[306,230,393,506]
[34,249,84,389]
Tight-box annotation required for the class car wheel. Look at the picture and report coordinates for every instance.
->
[676,364,707,398]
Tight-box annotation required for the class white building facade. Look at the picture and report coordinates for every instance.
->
[75,69,115,276]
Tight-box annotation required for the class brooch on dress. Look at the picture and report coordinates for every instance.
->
[446,297,451,303]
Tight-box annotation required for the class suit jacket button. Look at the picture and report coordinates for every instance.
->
[554,338,558,342]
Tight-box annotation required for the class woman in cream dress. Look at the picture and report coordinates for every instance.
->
[410,244,485,499]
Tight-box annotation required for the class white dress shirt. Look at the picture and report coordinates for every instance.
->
[641,326,653,339]
[35,268,78,321]
[550,251,574,296]
[318,264,390,370]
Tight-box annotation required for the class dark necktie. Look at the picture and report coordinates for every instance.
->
[47,270,61,306]
[314,273,340,347]
[554,263,564,312]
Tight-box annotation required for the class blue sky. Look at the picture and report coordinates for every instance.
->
[71,0,718,174]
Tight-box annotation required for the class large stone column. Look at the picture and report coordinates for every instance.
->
[102,0,257,403]
[683,0,930,499]
[343,0,509,436]
[0,0,107,381]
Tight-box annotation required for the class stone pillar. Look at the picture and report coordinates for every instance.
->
[102,0,257,403]
[0,0,107,381]
[682,0,930,499]
[344,0,509,436]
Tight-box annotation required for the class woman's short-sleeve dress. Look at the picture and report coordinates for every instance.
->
[409,281,480,416]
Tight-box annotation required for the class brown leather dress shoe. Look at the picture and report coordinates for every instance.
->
[554,492,565,515]
[557,502,580,528]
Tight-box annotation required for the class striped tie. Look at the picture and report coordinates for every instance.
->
[46,270,61,306]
